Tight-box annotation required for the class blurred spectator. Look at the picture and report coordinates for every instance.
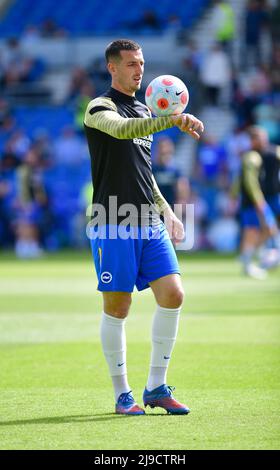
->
[153,137,186,206]
[88,57,110,96]
[0,99,14,131]
[164,15,183,39]
[123,10,161,33]
[0,101,16,160]
[32,129,53,164]
[233,80,259,127]
[211,0,235,53]
[270,44,280,92]
[199,43,232,106]
[74,81,95,132]
[140,10,161,31]
[54,126,86,166]
[1,146,20,172]
[1,37,23,68]
[243,0,270,69]
[66,66,92,103]
[0,177,15,248]
[88,57,110,84]
[4,130,31,162]
[72,180,93,248]
[206,215,239,251]
[1,38,29,86]
[196,134,228,185]
[181,40,203,109]
[269,0,280,42]
[249,64,271,94]
[206,188,239,252]
[40,18,67,38]
[182,40,202,73]
[15,146,51,257]
[0,51,5,89]
[233,64,273,127]
[0,37,45,89]
[179,188,209,251]
[254,101,280,143]
[21,25,41,46]
[226,127,251,180]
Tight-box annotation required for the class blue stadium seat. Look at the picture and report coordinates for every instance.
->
[13,106,75,138]
[0,0,210,36]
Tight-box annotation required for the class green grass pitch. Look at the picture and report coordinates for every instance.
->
[0,251,279,450]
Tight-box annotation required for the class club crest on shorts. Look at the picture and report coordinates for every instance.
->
[101,271,113,283]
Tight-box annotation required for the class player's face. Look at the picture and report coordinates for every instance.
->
[109,49,145,96]
[252,130,268,151]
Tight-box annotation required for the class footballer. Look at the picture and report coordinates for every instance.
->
[84,39,204,415]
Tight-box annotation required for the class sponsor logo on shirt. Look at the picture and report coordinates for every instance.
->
[133,134,153,149]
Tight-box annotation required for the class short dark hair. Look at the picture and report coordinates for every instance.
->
[105,39,141,63]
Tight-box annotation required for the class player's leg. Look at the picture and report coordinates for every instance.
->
[239,205,269,279]
[149,272,184,308]
[142,273,189,414]
[148,274,183,390]
[103,291,132,318]
[100,292,144,415]
[137,224,189,414]
[260,196,280,269]
[240,226,267,279]
[240,226,261,260]
[240,203,279,277]
[89,227,145,415]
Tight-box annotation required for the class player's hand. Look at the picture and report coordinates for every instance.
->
[171,114,204,140]
[256,201,277,237]
[163,207,185,243]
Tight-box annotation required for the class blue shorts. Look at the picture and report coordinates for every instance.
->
[240,203,277,228]
[89,223,180,292]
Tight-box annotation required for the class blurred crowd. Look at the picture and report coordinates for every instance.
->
[0,0,280,256]
[177,0,280,250]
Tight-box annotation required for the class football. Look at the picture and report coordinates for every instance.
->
[145,75,189,117]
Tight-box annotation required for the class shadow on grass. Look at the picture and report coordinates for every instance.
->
[0,412,169,426]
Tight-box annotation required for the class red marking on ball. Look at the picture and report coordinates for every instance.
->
[181,92,188,105]
[162,78,173,86]
[146,86,152,97]
[157,98,169,109]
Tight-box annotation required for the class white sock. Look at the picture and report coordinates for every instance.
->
[111,375,131,402]
[146,305,181,391]
[240,247,255,270]
[100,312,131,401]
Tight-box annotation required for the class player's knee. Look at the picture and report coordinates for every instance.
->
[170,287,184,308]
[104,297,132,319]
[159,287,184,309]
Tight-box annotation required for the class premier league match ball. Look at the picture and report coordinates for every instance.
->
[145,75,189,117]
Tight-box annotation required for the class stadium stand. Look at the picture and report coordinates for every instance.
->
[0,0,279,255]
[0,0,209,36]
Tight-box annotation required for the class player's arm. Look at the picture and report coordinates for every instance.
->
[230,175,240,200]
[84,98,204,140]
[243,151,265,210]
[152,174,185,243]
[152,174,170,214]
